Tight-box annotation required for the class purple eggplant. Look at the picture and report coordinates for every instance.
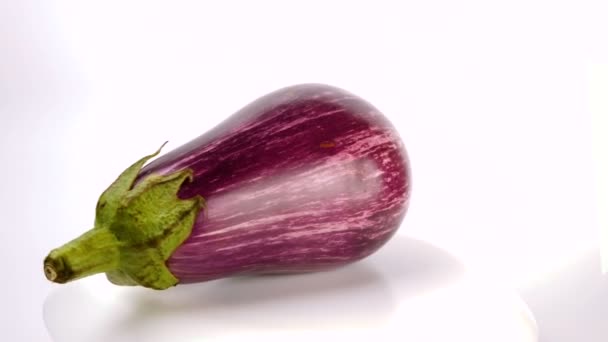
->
[44,84,411,290]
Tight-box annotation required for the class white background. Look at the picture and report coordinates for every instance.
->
[1,1,606,341]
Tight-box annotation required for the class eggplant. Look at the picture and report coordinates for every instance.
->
[44,84,411,290]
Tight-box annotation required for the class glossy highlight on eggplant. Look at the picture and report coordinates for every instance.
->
[44,84,411,290]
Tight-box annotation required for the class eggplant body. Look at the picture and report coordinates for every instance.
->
[139,84,411,283]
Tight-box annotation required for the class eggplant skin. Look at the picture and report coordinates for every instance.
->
[139,84,411,283]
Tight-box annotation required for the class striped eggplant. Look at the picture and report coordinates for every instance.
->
[43,84,411,290]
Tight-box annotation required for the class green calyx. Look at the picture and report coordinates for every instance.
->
[43,144,205,290]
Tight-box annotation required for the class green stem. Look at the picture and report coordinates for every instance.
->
[44,228,120,284]
[43,145,203,289]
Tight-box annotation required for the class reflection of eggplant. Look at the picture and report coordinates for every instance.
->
[44,84,411,290]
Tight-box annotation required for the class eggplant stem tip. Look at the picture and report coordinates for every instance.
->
[44,264,57,282]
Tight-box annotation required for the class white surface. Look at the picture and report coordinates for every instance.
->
[0,1,606,341]
[522,248,608,341]
[43,237,537,342]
